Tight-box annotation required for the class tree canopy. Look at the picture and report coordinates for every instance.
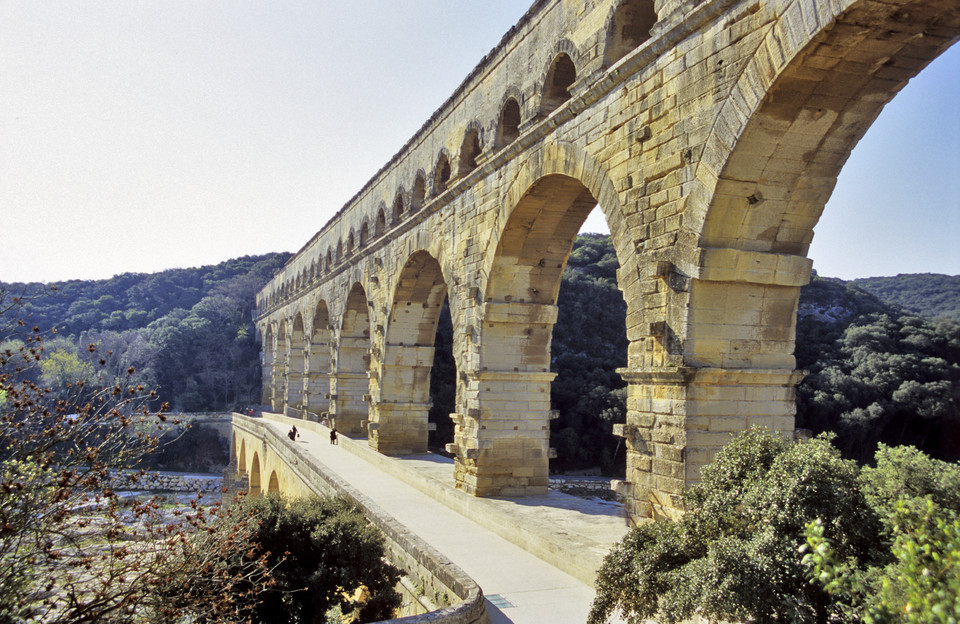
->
[589,429,960,624]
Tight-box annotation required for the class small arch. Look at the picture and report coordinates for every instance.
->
[347,230,355,255]
[249,451,261,496]
[541,53,577,116]
[326,248,333,271]
[267,471,280,494]
[496,97,522,148]
[373,204,387,236]
[392,191,405,223]
[237,438,247,474]
[360,220,369,247]
[410,172,426,213]
[433,151,451,195]
[336,240,343,264]
[458,126,482,176]
[603,0,657,67]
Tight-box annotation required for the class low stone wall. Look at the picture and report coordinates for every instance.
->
[111,471,223,493]
[232,414,487,624]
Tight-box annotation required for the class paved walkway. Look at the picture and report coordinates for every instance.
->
[259,416,630,624]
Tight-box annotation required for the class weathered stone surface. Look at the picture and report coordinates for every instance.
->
[253,0,960,521]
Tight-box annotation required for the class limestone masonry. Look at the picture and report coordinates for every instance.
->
[250,0,959,521]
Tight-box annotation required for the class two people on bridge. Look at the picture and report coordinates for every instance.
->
[288,425,299,441]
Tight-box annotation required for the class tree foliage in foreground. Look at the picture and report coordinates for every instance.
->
[0,286,274,623]
[589,429,960,624]
[171,495,402,624]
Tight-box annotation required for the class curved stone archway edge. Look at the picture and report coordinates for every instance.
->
[254,0,959,521]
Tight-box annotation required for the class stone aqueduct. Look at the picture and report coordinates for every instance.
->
[253,0,958,520]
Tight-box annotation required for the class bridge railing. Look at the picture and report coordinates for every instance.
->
[231,414,488,624]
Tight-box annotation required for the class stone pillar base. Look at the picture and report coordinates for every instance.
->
[616,366,805,521]
[451,370,556,497]
[368,402,432,455]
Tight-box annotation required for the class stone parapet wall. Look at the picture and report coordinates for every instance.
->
[232,415,488,624]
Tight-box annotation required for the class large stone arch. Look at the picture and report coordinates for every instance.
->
[305,300,332,417]
[371,250,450,456]
[612,0,960,520]
[334,282,372,436]
[450,141,630,497]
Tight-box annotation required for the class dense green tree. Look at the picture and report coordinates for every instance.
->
[796,311,960,462]
[589,430,960,624]
[168,495,402,624]
[802,444,960,623]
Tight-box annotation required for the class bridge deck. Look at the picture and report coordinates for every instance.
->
[259,414,629,623]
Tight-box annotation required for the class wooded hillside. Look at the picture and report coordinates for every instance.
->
[5,240,957,472]
[2,253,291,412]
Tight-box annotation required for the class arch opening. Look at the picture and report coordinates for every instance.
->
[372,251,451,457]
[287,314,306,414]
[541,54,576,117]
[359,221,369,248]
[272,321,289,413]
[468,174,627,497]
[267,471,280,494]
[375,207,386,236]
[458,129,482,176]
[434,153,451,194]
[237,438,247,475]
[392,192,405,224]
[261,325,275,406]
[411,174,426,213]
[604,0,657,67]
[249,451,261,496]
[496,98,522,148]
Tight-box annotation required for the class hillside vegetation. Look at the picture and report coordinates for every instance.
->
[5,239,958,471]
[852,273,960,321]
[2,253,291,412]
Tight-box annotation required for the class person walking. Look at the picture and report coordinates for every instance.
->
[329,427,338,445]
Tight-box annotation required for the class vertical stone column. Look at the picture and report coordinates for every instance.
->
[303,359,330,418]
[449,302,558,497]
[261,346,274,406]
[330,335,370,436]
[369,344,435,455]
[450,370,556,496]
[271,341,287,413]
[615,251,812,520]
[286,343,305,412]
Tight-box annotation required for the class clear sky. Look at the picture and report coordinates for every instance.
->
[1,2,957,284]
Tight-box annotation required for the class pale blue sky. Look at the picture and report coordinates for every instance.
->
[1,2,957,284]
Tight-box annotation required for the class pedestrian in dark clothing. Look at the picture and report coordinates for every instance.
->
[329,427,337,445]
